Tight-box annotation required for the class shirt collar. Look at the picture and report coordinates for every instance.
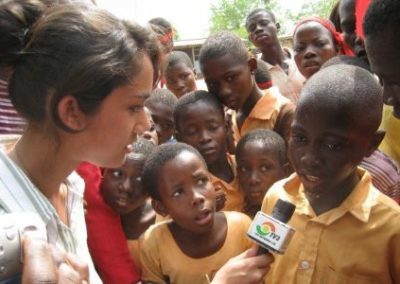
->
[247,90,278,120]
[282,168,378,224]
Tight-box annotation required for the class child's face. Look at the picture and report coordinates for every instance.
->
[237,140,286,206]
[145,100,174,144]
[176,101,227,165]
[366,33,400,119]
[140,107,158,145]
[288,103,371,196]
[339,0,367,59]
[294,22,337,79]
[165,63,197,98]
[246,11,279,48]
[101,156,147,215]
[202,54,254,111]
[155,151,216,233]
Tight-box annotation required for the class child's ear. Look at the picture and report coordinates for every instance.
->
[248,57,257,74]
[276,22,281,32]
[151,199,168,217]
[57,95,87,131]
[365,130,385,157]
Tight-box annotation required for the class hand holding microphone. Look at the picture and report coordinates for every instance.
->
[247,199,296,255]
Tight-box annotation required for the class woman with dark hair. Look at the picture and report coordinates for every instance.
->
[0,4,160,282]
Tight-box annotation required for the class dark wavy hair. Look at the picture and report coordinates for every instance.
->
[8,4,160,132]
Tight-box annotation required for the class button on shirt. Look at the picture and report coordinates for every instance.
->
[261,168,400,283]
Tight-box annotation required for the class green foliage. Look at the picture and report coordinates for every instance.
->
[210,0,278,39]
[210,0,339,37]
[287,0,338,24]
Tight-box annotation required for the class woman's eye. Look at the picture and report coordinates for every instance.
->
[129,105,143,113]
[260,165,270,172]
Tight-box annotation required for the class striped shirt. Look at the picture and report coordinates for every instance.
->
[0,151,102,283]
[0,77,25,135]
[360,150,400,204]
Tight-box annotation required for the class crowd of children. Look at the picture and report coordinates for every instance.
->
[0,0,400,283]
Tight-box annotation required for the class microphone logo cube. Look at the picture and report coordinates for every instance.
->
[247,211,295,254]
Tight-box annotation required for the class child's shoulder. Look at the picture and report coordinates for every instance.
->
[140,219,172,243]
[224,210,252,226]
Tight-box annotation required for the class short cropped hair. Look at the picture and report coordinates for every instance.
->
[364,0,400,48]
[142,142,206,200]
[163,51,193,73]
[300,65,383,136]
[148,17,172,32]
[321,55,371,72]
[127,137,155,160]
[236,129,287,165]
[245,8,276,29]
[199,31,249,66]
[145,88,178,109]
[173,90,224,130]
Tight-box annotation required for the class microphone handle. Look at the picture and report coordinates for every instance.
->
[257,246,269,255]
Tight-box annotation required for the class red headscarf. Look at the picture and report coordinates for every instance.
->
[355,0,371,38]
[293,16,354,56]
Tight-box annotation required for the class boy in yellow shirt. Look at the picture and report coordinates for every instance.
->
[261,65,400,283]
[140,143,253,284]
[174,90,245,212]
[199,31,294,145]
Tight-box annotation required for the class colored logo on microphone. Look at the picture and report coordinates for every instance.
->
[256,222,276,236]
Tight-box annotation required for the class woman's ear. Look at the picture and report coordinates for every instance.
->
[276,22,281,32]
[57,95,87,131]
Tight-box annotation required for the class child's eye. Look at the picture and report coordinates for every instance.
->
[181,73,191,80]
[226,75,236,82]
[112,170,124,178]
[260,165,271,172]
[196,177,209,187]
[316,40,327,48]
[208,122,220,131]
[238,166,248,173]
[258,20,270,26]
[132,176,142,185]
[172,188,183,198]
[291,134,307,144]
[325,143,342,151]
[248,23,256,32]
[294,45,304,53]
[183,127,197,136]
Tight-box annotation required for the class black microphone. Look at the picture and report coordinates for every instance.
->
[247,199,296,255]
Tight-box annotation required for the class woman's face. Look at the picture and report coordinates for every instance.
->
[78,55,153,168]
[294,21,338,79]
